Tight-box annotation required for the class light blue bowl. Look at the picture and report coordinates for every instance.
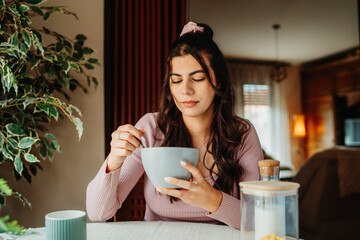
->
[141,147,199,188]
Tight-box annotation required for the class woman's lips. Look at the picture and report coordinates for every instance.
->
[181,101,198,108]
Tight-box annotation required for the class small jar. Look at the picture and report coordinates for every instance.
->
[258,159,280,181]
[240,181,300,240]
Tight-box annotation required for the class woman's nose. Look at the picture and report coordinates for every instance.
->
[182,80,194,95]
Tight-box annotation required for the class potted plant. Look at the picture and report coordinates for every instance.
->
[0,0,99,233]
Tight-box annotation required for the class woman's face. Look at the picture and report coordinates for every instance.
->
[169,54,216,119]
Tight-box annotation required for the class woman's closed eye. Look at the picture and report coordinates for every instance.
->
[170,77,182,84]
[193,77,205,82]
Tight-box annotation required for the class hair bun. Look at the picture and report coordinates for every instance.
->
[197,23,213,39]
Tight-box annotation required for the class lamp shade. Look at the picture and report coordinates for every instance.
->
[293,114,306,137]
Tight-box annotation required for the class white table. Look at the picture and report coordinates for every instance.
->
[0,221,241,240]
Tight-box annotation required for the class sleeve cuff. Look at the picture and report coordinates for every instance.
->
[206,191,241,230]
[104,157,122,174]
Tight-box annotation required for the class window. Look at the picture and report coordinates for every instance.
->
[227,62,292,167]
[243,84,272,154]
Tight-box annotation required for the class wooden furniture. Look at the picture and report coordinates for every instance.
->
[293,148,360,240]
[112,175,146,221]
[301,54,360,159]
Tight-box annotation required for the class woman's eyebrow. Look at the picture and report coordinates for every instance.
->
[169,70,204,77]
[189,70,204,76]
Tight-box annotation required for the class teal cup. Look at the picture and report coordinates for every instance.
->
[45,210,86,240]
[141,147,199,188]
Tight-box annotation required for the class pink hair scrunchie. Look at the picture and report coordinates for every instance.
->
[180,21,204,36]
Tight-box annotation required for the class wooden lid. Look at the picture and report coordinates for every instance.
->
[258,159,280,168]
[258,159,280,176]
[240,181,300,191]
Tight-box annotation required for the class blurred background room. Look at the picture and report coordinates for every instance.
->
[1,0,359,239]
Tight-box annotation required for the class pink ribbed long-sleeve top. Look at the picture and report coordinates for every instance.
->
[86,113,263,229]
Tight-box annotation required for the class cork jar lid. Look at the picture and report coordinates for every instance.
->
[258,159,280,168]
[258,159,280,176]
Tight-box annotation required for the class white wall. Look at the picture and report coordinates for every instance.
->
[1,0,104,227]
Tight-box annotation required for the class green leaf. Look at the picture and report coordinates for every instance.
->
[0,133,3,146]
[69,62,80,72]
[88,58,101,66]
[45,133,61,152]
[92,77,98,90]
[66,107,72,115]
[0,63,17,93]
[43,11,50,21]
[6,50,17,58]
[8,6,19,16]
[14,155,23,175]
[8,33,19,46]
[20,43,27,54]
[62,77,70,88]
[18,137,38,149]
[35,103,49,114]
[24,153,40,163]
[0,99,12,107]
[0,0,4,6]
[73,117,83,140]
[25,0,45,5]
[14,113,24,126]
[2,145,13,160]
[55,41,63,52]
[39,145,47,159]
[23,97,37,109]
[0,179,13,196]
[22,165,32,183]
[61,61,70,72]
[31,6,44,16]
[32,32,44,55]
[48,105,58,121]
[47,149,54,161]
[84,63,94,70]
[42,138,53,150]
[0,215,24,234]
[6,124,25,136]
[63,40,72,47]
[24,84,32,95]
[83,47,94,54]
[53,7,63,13]
[29,164,37,176]
[19,4,30,12]
[7,138,19,156]
[42,26,50,34]
[30,58,41,69]
[13,191,31,208]
[21,31,31,48]
[44,55,53,62]
[21,15,32,26]
[69,104,82,116]
[75,34,87,42]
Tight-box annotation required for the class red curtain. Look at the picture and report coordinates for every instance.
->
[104,0,186,221]
[111,0,185,129]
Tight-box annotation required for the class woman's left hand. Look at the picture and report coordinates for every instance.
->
[156,160,223,213]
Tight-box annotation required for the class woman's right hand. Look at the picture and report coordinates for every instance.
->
[107,124,145,171]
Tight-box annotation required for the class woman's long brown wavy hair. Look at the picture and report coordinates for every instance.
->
[157,24,250,196]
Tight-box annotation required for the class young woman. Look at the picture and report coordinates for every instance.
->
[86,22,263,230]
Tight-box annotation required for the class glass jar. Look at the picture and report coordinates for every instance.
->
[258,159,280,181]
[240,181,300,240]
